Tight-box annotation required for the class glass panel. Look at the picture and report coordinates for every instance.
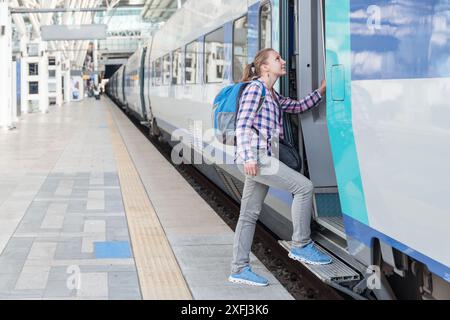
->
[205,28,225,83]
[185,41,198,84]
[162,54,171,85]
[49,70,56,78]
[27,44,39,57]
[48,82,56,93]
[172,48,182,85]
[29,81,39,94]
[260,3,272,49]
[29,63,39,76]
[233,15,248,83]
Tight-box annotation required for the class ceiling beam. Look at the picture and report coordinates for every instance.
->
[10,7,108,14]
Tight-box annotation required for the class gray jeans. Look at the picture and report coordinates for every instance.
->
[231,152,314,274]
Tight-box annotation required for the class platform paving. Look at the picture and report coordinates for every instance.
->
[0,98,293,300]
[0,101,140,300]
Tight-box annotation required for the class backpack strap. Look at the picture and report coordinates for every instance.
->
[234,80,267,152]
[250,80,266,137]
[235,79,266,124]
[254,80,266,114]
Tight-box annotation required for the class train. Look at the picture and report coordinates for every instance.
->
[106,0,450,300]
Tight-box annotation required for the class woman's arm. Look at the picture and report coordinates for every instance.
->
[277,80,326,114]
[236,82,264,164]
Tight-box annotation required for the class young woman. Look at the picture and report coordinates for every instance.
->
[229,48,332,287]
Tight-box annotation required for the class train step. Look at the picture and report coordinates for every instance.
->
[279,240,360,284]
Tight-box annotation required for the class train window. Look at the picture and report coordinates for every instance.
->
[260,2,272,49]
[233,15,248,83]
[29,63,39,76]
[205,27,225,83]
[163,54,171,85]
[155,58,162,86]
[172,48,182,85]
[185,41,198,84]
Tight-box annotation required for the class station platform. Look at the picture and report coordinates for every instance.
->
[0,97,293,300]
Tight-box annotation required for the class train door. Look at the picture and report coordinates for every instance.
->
[139,47,148,118]
[121,66,127,107]
[144,39,154,125]
[288,0,345,238]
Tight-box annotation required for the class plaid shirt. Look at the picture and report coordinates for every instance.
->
[236,80,322,163]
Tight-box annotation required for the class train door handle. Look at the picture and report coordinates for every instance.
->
[331,64,345,102]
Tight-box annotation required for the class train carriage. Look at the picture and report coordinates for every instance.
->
[116,65,126,107]
[124,47,148,121]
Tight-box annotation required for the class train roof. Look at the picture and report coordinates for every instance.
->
[148,0,261,60]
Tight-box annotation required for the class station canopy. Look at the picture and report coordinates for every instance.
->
[10,0,187,70]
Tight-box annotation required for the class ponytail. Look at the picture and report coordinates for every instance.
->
[241,62,258,82]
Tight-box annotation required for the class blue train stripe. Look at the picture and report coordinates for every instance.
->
[344,215,450,283]
[350,0,450,80]
[326,0,370,225]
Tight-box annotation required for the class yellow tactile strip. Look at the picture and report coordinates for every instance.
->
[106,109,192,300]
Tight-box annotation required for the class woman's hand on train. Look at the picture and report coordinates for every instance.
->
[244,161,259,177]
[318,80,326,96]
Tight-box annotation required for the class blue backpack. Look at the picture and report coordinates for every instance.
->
[212,80,266,146]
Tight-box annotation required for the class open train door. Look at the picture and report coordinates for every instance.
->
[295,0,344,238]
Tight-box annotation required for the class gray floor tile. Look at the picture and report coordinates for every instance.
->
[54,238,84,260]
[48,266,72,282]
[20,212,47,224]
[108,287,141,300]
[108,271,140,288]
[2,237,35,251]
[0,289,45,299]
[190,285,293,300]
[105,217,128,229]
[70,190,88,198]
[44,280,77,298]
[0,259,26,274]
[106,229,130,241]
[76,273,108,298]
[168,234,234,247]
[0,246,31,261]
[15,223,40,234]
[79,265,137,273]
[67,201,88,213]
[0,274,20,291]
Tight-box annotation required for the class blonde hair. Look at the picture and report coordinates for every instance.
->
[241,48,275,82]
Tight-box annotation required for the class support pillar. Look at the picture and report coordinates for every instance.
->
[39,40,49,114]
[11,61,17,126]
[55,52,63,107]
[64,60,71,103]
[20,35,29,114]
